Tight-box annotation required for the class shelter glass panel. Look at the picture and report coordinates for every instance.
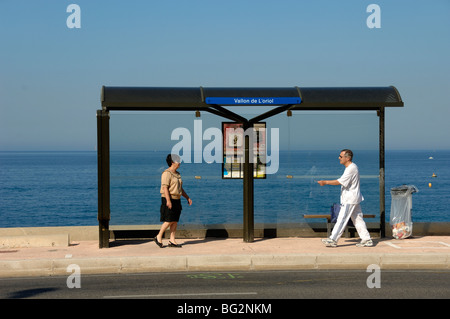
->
[109,111,379,227]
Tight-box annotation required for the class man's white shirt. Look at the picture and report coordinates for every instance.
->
[337,162,364,204]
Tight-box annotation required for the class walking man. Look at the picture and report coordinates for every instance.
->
[317,149,373,247]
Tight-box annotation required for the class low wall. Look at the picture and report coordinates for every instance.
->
[0,222,448,243]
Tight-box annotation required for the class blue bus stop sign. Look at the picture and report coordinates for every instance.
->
[205,97,301,105]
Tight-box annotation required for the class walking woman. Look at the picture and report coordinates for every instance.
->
[155,154,192,248]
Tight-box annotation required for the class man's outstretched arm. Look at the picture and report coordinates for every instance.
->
[317,180,341,186]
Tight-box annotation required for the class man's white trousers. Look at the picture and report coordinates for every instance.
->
[330,203,371,242]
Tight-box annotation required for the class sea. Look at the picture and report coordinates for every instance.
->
[1,150,449,228]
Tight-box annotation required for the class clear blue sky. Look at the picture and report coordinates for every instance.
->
[1,0,449,151]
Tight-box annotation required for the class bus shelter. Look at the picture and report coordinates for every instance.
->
[97,86,403,248]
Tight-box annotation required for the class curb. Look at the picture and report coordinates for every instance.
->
[1,253,448,278]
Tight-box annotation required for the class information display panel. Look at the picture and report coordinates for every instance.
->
[222,122,266,179]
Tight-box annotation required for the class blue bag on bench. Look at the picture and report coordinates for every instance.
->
[330,203,354,227]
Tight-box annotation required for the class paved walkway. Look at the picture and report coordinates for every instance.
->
[1,236,449,277]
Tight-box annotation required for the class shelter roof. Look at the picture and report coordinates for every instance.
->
[101,86,403,111]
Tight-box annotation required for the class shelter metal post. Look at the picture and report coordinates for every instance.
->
[379,107,386,237]
[243,127,254,243]
[97,110,110,248]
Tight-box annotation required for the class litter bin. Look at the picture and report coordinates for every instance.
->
[390,185,418,239]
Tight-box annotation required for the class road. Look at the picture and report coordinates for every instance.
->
[1,269,449,300]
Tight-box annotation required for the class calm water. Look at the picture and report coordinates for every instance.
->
[0,150,449,228]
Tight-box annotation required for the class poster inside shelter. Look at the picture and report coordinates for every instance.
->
[222,122,266,179]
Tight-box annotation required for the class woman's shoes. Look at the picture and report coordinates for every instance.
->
[154,237,164,248]
[154,237,182,248]
[168,241,182,248]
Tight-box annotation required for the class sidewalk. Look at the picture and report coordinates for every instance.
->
[1,236,449,277]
